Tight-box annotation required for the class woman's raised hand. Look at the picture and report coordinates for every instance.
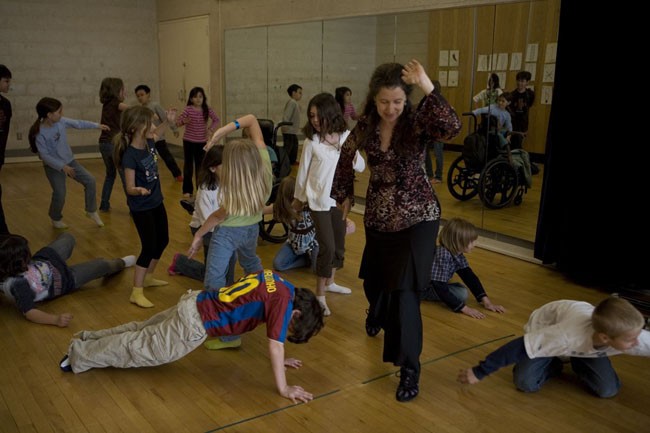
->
[401,59,434,95]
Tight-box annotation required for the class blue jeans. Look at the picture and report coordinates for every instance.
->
[99,141,126,211]
[43,160,97,220]
[273,242,318,273]
[421,282,468,303]
[175,229,236,283]
[513,356,621,398]
[204,224,261,291]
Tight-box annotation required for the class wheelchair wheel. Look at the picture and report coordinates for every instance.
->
[259,215,288,243]
[479,159,518,209]
[447,155,479,201]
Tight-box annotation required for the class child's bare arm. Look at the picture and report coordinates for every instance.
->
[268,339,313,403]
[124,168,151,196]
[188,208,227,258]
[24,308,73,327]
[206,114,265,150]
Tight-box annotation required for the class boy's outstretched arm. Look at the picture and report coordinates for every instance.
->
[268,339,313,403]
[457,336,528,384]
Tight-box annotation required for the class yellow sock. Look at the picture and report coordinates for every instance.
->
[144,274,168,287]
[203,336,242,350]
[130,287,154,308]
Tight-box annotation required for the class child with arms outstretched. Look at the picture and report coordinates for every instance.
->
[420,218,505,319]
[28,97,108,229]
[0,232,134,326]
[175,86,220,199]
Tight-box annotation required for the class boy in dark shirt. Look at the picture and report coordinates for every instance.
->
[508,70,535,150]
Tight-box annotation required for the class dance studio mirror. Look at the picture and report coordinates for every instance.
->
[224,0,560,244]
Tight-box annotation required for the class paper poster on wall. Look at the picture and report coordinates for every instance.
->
[525,43,538,62]
[545,42,557,63]
[487,54,494,71]
[449,50,459,67]
[495,71,506,90]
[542,64,555,83]
[438,70,448,87]
[477,54,488,71]
[439,50,449,67]
[447,70,459,87]
[510,52,522,71]
[524,63,536,81]
[496,53,509,71]
[541,86,553,105]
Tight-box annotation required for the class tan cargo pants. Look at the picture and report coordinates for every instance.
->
[68,291,207,373]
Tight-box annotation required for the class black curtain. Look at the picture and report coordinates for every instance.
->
[534,2,641,289]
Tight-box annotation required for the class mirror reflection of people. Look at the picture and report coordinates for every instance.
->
[281,84,303,166]
[332,59,461,402]
[472,73,503,107]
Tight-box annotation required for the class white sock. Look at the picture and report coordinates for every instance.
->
[317,295,331,316]
[86,211,105,227]
[121,255,137,267]
[325,282,352,294]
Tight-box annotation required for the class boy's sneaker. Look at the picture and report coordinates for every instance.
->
[51,219,69,229]
[59,354,72,372]
[180,199,195,215]
[168,253,182,276]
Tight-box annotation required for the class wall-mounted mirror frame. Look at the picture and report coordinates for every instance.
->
[223,0,559,245]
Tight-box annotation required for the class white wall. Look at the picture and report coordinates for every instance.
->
[1,0,159,151]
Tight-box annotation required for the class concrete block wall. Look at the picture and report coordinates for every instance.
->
[1,0,159,152]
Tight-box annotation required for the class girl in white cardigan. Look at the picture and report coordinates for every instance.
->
[294,93,365,316]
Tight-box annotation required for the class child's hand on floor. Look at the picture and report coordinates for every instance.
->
[57,313,73,327]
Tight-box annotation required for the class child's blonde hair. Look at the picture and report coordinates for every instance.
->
[219,139,271,216]
[439,218,478,256]
[113,106,154,168]
[592,297,645,338]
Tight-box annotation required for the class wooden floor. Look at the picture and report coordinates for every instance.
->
[1,159,648,433]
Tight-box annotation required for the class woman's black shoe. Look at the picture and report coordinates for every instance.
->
[396,367,419,402]
[365,309,381,337]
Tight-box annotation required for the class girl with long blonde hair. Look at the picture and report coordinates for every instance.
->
[189,114,272,350]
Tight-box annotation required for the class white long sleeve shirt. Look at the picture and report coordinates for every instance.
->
[294,131,365,211]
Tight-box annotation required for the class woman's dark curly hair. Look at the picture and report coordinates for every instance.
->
[0,234,31,281]
[287,287,325,344]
